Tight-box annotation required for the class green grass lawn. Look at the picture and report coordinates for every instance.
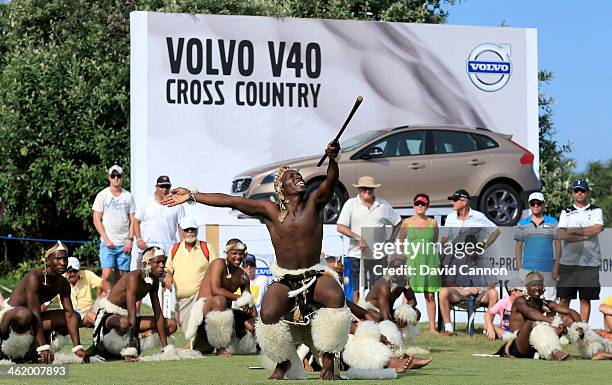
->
[0,276,609,384]
[10,323,607,385]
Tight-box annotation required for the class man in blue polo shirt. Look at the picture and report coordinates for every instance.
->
[514,192,560,301]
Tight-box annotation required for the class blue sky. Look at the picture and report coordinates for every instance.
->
[447,0,611,171]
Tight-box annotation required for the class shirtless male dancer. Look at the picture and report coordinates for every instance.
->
[0,242,89,363]
[499,271,612,360]
[90,246,177,360]
[498,271,576,360]
[357,255,432,369]
[163,140,351,380]
[184,238,256,356]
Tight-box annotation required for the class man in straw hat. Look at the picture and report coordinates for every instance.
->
[0,241,89,363]
[337,176,401,302]
[89,246,177,361]
[162,140,351,380]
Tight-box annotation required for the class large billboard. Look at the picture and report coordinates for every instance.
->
[130,11,538,226]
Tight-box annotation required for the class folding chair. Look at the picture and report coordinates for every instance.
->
[437,280,505,336]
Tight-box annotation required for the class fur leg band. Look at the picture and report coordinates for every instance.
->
[343,321,392,369]
[311,306,351,353]
[184,297,206,342]
[204,309,234,349]
[0,329,34,359]
[566,322,608,358]
[102,329,129,356]
[529,322,563,360]
[255,318,294,364]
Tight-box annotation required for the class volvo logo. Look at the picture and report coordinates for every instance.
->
[467,43,512,92]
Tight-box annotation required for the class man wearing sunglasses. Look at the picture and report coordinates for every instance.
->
[133,175,185,260]
[557,180,604,322]
[164,217,218,350]
[439,189,500,336]
[93,165,136,284]
[514,192,560,301]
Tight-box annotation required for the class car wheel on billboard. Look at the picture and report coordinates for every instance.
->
[306,181,346,224]
[478,183,523,226]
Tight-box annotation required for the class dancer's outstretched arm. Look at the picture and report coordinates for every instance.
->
[162,188,277,220]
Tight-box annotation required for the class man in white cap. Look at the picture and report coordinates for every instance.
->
[336,176,401,302]
[65,258,110,327]
[164,217,218,340]
[514,192,560,301]
[133,175,184,258]
[92,165,136,284]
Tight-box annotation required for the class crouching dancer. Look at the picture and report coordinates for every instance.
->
[0,242,89,363]
[359,255,429,360]
[184,238,257,356]
[90,247,177,361]
[163,140,351,380]
[497,271,576,360]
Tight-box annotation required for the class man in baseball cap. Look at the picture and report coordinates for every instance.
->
[62,257,110,327]
[515,192,559,301]
[241,254,270,314]
[572,179,589,192]
[156,175,171,188]
[439,189,500,336]
[93,164,136,283]
[67,257,80,272]
[447,189,471,202]
[557,179,604,322]
[133,174,184,259]
[108,165,123,176]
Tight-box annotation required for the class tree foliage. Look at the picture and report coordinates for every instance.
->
[538,71,610,221]
[0,1,449,266]
[537,70,575,218]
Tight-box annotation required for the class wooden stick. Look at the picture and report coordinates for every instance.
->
[317,96,363,167]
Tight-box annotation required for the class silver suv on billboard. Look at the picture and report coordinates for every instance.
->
[231,125,540,226]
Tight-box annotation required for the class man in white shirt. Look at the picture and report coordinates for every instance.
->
[336,176,401,302]
[92,165,136,283]
[439,189,501,336]
[557,179,604,322]
[133,175,185,261]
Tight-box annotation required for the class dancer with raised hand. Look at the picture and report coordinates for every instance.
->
[163,140,351,380]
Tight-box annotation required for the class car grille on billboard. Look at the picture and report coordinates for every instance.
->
[232,177,252,193]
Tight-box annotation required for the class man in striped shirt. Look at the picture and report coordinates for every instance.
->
[514,192,560,301]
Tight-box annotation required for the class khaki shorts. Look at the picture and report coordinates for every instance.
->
[448,287,489,307]
[177,293,200,333]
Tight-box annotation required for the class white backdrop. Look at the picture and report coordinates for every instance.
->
[130,13,612,327]
[130,11,539,226]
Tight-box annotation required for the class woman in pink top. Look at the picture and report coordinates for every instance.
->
[485,287,525,340]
